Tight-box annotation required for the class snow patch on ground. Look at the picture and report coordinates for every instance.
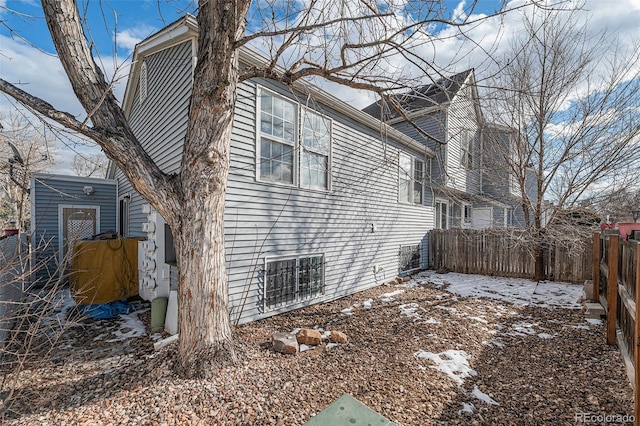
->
[414,271,583,309]
[340,308,353,316]
[379,289,404,303]
[472,385,499,405]
[415,349,477,385]
[458,402,475,414]
[106,310,148,342]
[399,303,421,319]
[508,321,538,336]
[586,318,602,325]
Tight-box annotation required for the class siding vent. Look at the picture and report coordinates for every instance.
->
[139,61,148,103]
[265,255,324,310]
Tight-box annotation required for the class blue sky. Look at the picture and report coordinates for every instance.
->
[2,1,506,57]
[1,0,639,174]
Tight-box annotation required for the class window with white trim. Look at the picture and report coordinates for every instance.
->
[264,255,325,309]
[399,153,424,204]
[463,203,472,228]
[461,129,473,169]
[259,91,296,184]
[258,89,332,189]
[301,109,330,190]
[435,199,448,229]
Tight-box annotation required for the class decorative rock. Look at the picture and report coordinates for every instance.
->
[272,332,298,354]
[330,331,348,344]
[296,328,322,345]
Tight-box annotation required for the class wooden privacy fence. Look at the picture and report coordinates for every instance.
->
[429,229,592,283]
[595,231,640,423]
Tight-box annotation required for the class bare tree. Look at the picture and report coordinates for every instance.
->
[0,0,532,377]
[0,115,52,230]
[588,187,640,224]
[71,152,106,178]
[482,8,640,280]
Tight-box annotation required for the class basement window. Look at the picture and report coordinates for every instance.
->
[264,255,324,309]
[399,244,422,273]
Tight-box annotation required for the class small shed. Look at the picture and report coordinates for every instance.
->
[30,173,117,286]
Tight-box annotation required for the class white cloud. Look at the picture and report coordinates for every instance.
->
[115,25,157,53]
[0,35,131,175]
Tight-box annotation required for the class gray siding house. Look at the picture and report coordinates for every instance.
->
[482,123,538,227]
[363,70,527,230]
[107,16,435,325]
[30,173,117,285]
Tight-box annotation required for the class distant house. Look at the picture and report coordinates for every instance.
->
[363,71,534,229]
[29,173,117,285]
[107,15,436,326]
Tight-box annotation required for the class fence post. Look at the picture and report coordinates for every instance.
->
[634,242,640,425]
[607,234,619,345]
[593,232,600,302]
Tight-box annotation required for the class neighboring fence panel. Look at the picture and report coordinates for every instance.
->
[0,233,27,349]
[429,229,592,283]
[596,231,640,425]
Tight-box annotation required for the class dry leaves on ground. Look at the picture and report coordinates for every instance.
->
[1,276,633,425]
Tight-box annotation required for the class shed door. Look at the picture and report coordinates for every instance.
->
[60,207,99,262]
[472,208,492,230]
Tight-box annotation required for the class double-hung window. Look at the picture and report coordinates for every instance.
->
[258,89,331,190]
[399,153,424,204]
[301,110,330,190]
[461,129,473,169]
[259,91,296,184]
[435,199,448,229]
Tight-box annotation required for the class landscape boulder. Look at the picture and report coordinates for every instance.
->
[272,332,299,354]
[330,331,349,344]
[296,328,322,346]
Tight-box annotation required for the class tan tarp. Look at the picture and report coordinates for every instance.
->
[69,239,139,305]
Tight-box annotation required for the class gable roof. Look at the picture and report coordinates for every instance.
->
[362,69,473,122]
[108,15,435,179]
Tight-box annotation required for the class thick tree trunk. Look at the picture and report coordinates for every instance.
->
[171,0,250,378]
[533,220,546,281]
[174,183,236,378]
[173,103,237,377]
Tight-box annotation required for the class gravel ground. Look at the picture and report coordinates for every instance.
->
[0,274,633,425]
